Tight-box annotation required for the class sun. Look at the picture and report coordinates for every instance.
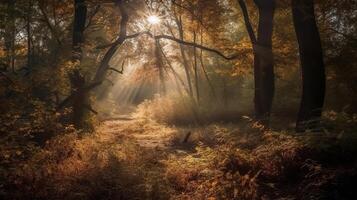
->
[147,15,160,25]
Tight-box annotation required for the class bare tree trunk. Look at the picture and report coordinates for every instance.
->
[4,0,16,72]
[198,23,216,99]
[155,39,166,95]
[254,0,275,126]
[238,0,275,127]
[70,0,87,128]
[175,15,194,98]
[193,30,199,102]
[158,42,188,95]
[26,0,33,71]
[72,0,87,61]
[292,0,326,132]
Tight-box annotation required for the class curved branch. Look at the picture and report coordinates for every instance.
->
[92,0,128,83]
[108,59,125,74]
[96,31,149,49]
[153,34,239,60]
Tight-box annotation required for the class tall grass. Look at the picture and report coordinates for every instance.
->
[133,94,251,125]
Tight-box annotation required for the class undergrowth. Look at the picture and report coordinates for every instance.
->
[134,94,249,125]
[1,98,357,199]
[162,112,357,200]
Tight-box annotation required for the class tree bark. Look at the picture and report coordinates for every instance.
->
[155,39,166,95]
[292,0,326,132]
[175,15,194,98]
[199,25,216,99]
[27,0,33,71]
[254,0,275,126]
[238,0,275,126]
[4,0,16,72]
[70,0,87,128]
[193,30,199,102]
[72,0,87,61]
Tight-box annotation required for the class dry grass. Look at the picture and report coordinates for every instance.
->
[133,94,249,125]
[162,113,357,200]
[1,120,173,200]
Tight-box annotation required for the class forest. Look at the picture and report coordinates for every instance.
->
[0,0,357,199]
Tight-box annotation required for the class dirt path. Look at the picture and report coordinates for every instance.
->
[98,116,177,149]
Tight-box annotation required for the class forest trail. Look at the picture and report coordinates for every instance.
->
[98,116,176,149]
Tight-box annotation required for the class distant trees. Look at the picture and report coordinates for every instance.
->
[292,0,326,132]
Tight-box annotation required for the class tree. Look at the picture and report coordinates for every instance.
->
[69,0,88,128]
[238,0,275,126]
[3,0,16,72]
[292,0,326,132]
[26,0,33,70]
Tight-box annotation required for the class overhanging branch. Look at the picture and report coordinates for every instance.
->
[152,34,239,60]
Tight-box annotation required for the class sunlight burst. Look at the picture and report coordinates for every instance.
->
[147,15,160,25]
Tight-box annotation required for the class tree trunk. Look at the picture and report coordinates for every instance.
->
[254,0,275,126]
[292,0,326,132]
[193,30,200,102]
[69,70,86,128]
[199,34,216,99]
[238,0,275,126]
[4,0,16,72]
[27,0,33,71]
[72,0,87,61]
[71,0,87,128]
[175,16,194,98]
[155,39,166,95]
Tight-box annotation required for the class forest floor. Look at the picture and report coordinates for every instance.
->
[1,113,357,199]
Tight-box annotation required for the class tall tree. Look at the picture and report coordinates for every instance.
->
[70,0,87,128]
[238,0,275,126]
[292,0,326,132]
[174,14,194,98]
[72,0,87,61]
[26,0,33,70]
[155,39,166,95]
[4,0,16,72]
